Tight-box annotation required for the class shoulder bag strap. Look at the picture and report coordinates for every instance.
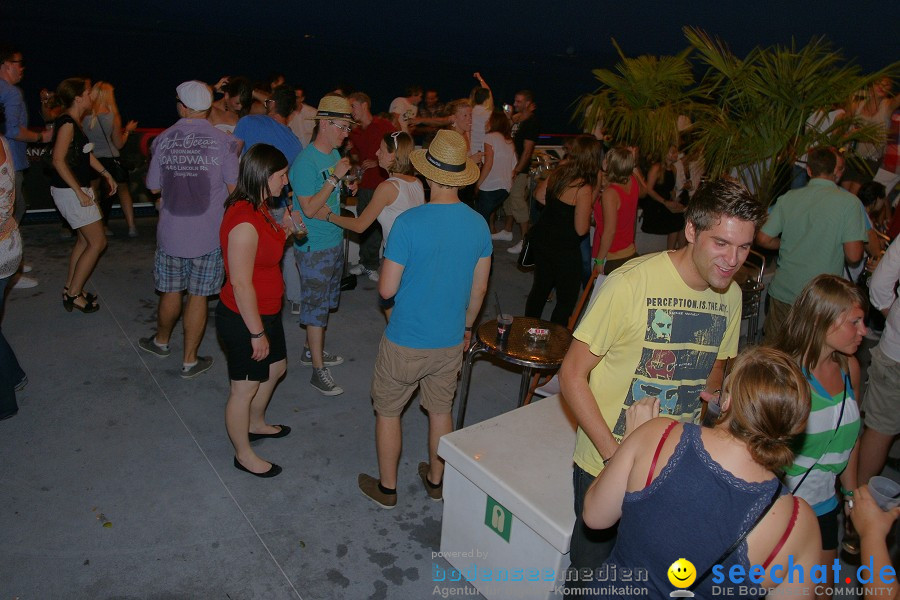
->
[790,376,848,494]
[690,481,784,590]
[645,420,678,487]
[95,113,116,156]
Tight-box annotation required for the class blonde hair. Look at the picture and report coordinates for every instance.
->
[605,146,635,185]
[722,347,811,471]
[382,131,414,176]
[88,81,115,128]
[771,274,867,373]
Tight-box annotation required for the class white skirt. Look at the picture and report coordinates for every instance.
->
[50,186,102,229]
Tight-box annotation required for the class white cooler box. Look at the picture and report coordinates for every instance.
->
[437,394,577,599]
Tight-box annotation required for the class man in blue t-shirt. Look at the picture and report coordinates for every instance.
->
[358,129,492,509]
[288,96,354,396]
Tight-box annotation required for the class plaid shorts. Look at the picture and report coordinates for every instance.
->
[294,244,343,327]
[154,248,224,296]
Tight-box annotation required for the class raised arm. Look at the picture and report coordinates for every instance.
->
[328,178,398,233]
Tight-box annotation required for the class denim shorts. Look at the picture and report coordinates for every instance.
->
[294,244,343,327]
[154,248,224,296]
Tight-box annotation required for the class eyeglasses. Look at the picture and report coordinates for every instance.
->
[390,131,402,150]
[328,120,352,133]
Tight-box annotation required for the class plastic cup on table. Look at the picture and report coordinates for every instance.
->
[496,314,513,344]
[868,476,900,511]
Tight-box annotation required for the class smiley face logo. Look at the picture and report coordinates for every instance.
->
[667,558,696,589]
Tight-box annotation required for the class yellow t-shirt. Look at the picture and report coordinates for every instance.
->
[572,252,741,476]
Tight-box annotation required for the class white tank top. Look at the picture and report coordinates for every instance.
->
[378,176,425,245]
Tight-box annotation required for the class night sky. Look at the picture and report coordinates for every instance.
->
[4,0,897,132]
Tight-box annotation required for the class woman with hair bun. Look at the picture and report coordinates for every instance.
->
[581,347,820,598]
[773,274,865,592]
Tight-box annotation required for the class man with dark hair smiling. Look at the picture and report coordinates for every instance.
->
[559,179,766,581]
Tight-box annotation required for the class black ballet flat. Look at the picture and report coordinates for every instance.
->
[248,425,291,442]
[233,457,282,478]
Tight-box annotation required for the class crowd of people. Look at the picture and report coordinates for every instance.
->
[2,39,900,598]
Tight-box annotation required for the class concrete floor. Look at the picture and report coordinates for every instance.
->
[3,218,892,599]
[0,218,548,600]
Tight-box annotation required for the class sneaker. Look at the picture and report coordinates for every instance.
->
[491,230,513,242]
[21,263,33,273]
[290,302,301,315]
[310,367,343,395]
[181,356,213,379]
[348,263,365,276]
[128,227,139,238]
[358,473,397,509]
[14,375,28,392]
[13,276,38,289]
[299,348,344,367]
[363,266,379,282]
[418,462,443,501]
[139,336,171,358]
[507,240,523,254]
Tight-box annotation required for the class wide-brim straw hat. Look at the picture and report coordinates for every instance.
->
[307,95,357,123]
[409,130,479,187]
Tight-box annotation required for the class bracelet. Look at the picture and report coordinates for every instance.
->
[840,486,854,497]
[602,456,612,466]
[326,176,339,188]
[100,169,109,176]
[326,213,332,223]
[249,330,265,339]
[593,257,606,266]
[465,326,472,332]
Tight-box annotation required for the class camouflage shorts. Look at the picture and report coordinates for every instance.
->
[294,244,343,327]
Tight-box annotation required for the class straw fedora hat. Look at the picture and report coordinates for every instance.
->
[307,95,356,123]
[409,130,479,187]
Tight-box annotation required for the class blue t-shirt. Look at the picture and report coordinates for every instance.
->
[288,144,343,252]
[385,203,492,349]
[0,80,28,171]
[234,115,302,162]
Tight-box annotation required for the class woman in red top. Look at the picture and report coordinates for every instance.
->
[592,146,639,275]
[216,144,293,478]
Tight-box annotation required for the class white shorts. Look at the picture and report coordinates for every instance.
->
[50,186,102,229]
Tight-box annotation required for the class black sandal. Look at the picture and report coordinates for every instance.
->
[63,292,99,313]
[63,287,97,304]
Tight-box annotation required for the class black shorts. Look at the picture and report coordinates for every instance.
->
[816,504,841,551]
[215,302,287,381]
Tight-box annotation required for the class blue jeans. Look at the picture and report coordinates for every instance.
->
[474,188,509,224]
[0,276,24,419]
[269,207,302,306]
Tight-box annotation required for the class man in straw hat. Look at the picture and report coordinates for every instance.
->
[358,129,492,508]
[288,95,355,395]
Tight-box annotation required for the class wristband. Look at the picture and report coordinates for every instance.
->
[593,257,606,266]
[326,175,339,188]
[840,486,854,497]
[326,213,332,223]
[602,456,612,466]
[249,330,265,339]
[101,169,109,176]
[465,326,472,332]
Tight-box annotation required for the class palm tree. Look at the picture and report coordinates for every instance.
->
[684,27,889,205]
[575,40,695,162]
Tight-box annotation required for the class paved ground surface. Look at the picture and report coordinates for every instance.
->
[1,217,894,599]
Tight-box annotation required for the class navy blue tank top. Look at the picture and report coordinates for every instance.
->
[599,424,782,599]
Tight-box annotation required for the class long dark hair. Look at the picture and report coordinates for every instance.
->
[225,143,288,210]
[547,135,602,200]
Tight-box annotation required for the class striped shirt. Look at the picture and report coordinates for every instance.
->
[783,371,860,515]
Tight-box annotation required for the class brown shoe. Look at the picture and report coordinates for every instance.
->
[418,462,443,501]
[358,474,397,509]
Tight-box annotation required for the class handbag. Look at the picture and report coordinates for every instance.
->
[517,232,535,269]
